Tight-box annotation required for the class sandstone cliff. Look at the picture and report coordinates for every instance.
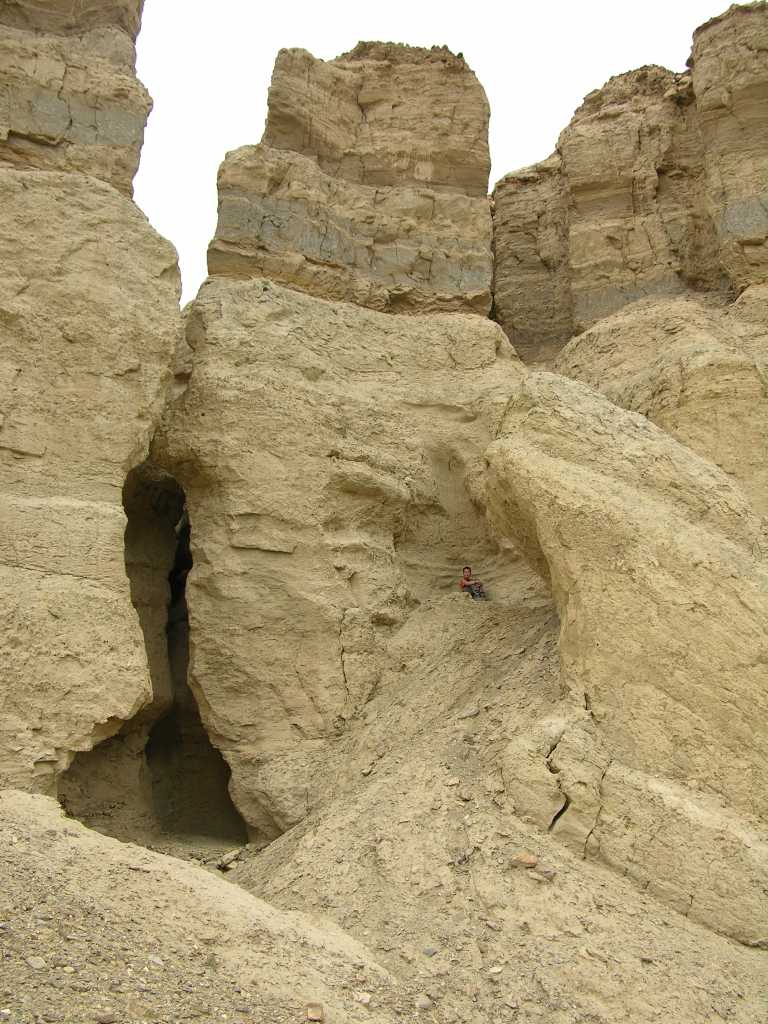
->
[493,2,768,362]
[0,2,181,796]
[1,5,768,1024]
[208,44,493,314]
[0,0,150,194]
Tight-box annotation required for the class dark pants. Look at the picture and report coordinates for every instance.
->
[466,584,487,600]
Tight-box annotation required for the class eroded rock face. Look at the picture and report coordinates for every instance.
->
[0,170,180,793]
[493,3,768,361]
[484,372,768,943]
[491,154,572,364]
[264,43,490,196]
[0,1,144,37]
[209,144,491,314]
[208,44,493,314]
[555,289,768,515]
[692,2,768,288]
[0,1,150,194]
[156,276,522,837]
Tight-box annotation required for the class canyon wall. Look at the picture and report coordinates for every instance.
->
[493,1,768,362]
[0,0,150,194]
[0,1,181,794]
[156,44,521,837]
[1,5,768,1023]
[208,44,493,314]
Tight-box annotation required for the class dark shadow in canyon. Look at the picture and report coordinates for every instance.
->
[59,462,247,853]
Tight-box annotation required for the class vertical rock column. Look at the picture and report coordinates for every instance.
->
[0,2,181,793]
[208,43,493,314]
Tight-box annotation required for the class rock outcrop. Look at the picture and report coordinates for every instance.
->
[484,372,768,944]
[492,2,768,361]
[3,5,768,1023]
[692,2,768,288]
[0,0,150,194]
[208,44,493,314]
[0,169,179,793]
[0,1,181,796]
[555,288,768,515]
[155,276,522,838]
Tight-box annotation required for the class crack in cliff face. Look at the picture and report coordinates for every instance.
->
[59,462,247,851]
[338,611,351,707]
[583,758,612,858]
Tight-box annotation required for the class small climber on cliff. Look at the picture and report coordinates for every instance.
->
[459,565,487,600]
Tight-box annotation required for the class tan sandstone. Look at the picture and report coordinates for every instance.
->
[2,5,768,1023]
[492,2,768,361]
[555,288,768,516]
[484,371,768,944]
[692,2,768,288]
[153,276,523,838]
[0,1,150,194]
[208,43,493,314]
[0,169,180,793]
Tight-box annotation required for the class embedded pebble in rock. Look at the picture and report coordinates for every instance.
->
[510,852,538,869]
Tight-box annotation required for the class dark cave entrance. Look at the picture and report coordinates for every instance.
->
[59,462,247,851]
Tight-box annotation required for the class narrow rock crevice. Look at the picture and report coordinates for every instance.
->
[548,793,571,831]
[59,461,247,854]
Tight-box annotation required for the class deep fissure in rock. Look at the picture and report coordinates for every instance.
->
[59,462,247,849]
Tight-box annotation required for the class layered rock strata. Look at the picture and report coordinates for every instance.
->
[208,44,493,314]
[692,2,768,288]
[0,169,179,793]
[484,372,768,944]
[493,2,768,361]
[156,277,523,837]
[0,0,150,194]
[0,0,181,796]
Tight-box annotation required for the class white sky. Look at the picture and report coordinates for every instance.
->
[133,0,728,304]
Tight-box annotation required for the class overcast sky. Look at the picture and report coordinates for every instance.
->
[133,0,727,303]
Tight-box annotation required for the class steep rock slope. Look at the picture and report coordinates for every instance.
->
[493,2,768,361]
[484,372,768,945]
[208,44,493,314]
[231,592,767,1023]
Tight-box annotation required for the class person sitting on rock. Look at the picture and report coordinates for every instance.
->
[459,565,487,600]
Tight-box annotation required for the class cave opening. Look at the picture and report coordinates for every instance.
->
[59,462,247,853]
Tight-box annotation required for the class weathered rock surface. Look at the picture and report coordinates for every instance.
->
[492,2,768,361]
[555,288,768,515]
[264,43,490,197]
[155,275,523,837]
[3,6,768,1024]
[229,592,768,1023]
[692,2,768,288]
[209,143,491,313]
[484,372,768,943]
[491,154,572,365]
[0,1,144,38]
[0,3,150,194]
[0,169,180,793]
[208,44,492,314]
